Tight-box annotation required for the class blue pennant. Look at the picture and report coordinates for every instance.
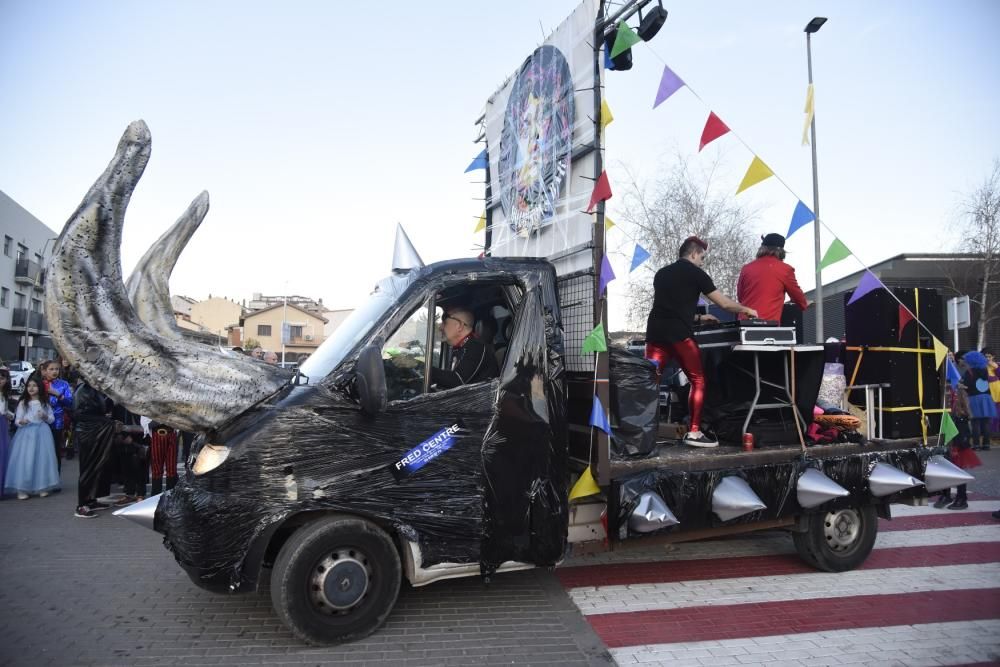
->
[464,149,487,173]
[787,200,815,239]
[630,244,651,273]
[589,394,611,434]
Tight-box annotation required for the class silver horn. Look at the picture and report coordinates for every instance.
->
[44,121,290,432]
[125,191,209,339]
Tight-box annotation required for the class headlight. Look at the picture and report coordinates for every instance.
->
[192,444,231,475]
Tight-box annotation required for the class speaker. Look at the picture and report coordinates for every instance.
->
[845,286,944,348]
[781,302,804,344]
[637,6,669,41]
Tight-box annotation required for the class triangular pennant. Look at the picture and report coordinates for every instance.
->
[698,112,731,152]
[474,212,486,233]
[846,270,883,306]
[610,21,641,59]
[653,64,685,108]
[586,171,613,213]
[599,255,616,295]
[600,98,614,131]
[629,244,651,272]
[735,157,774,194]
[589,394,611,434]
[946,358,962,387]
[604,215,616,231]
[787,200,815,239]
[939,411,959,446]
[464,149,487,173]
[698,296,708,306]
[933,337,948,370]
[569,466,601,500]
[819,239,852,270]
[582,322,608,354]
[802,83,815,146]
[897,305,915,340]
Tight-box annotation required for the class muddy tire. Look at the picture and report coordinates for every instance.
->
[270,515,401,645]
[793,504,878,572]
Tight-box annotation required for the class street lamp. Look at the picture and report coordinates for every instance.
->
[805,16,827,343]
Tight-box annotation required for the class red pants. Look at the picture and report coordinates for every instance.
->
[150,429,178,481]
[645,338,706,432]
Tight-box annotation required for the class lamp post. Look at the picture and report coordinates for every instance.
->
[805,16,826,343]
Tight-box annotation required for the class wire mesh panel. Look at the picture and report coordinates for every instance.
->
[558,270,597,372]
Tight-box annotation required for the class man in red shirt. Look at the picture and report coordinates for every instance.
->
[737,233,810,322]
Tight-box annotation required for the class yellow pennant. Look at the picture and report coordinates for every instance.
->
[569,466,600,500]
[600,98,614,131]
[801,83,815,146]
[474,212,486,233]
[736,157,774,194]
[604,215,616,231]
[933,337,948,370]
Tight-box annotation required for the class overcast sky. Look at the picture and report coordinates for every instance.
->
[2,0,997,328]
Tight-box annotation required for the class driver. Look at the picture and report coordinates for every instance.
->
[431,307,500,389]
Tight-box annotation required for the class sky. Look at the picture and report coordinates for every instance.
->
[2,0,998,329]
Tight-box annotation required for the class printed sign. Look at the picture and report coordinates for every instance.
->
[389,423,462,481]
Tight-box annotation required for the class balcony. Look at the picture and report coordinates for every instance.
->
[12,308,48,332]
[14,259,44,287]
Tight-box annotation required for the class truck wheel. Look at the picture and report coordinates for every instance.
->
[793,504,878,572]
[270,515,401,645]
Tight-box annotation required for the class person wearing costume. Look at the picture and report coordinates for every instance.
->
[736,233,810,322]
[148,420,179,496]
[431,307,500,389]
[645,236,758,447]
[41,359,73,473]
[4,375,60,499]
[983,347,1000,440]
[72,379,118,518]
[963,350,996,451]
[0,368,12,497]
[935,351,982,510]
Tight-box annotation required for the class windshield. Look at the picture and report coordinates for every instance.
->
[299,272,416,381]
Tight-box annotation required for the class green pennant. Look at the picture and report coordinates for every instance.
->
[939,411,959,445]
[819,239,852,270]
[582,322,608,354]
[610,21,641,59]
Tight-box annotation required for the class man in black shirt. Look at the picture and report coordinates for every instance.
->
[431,307,500,389]
[646,236,757,447]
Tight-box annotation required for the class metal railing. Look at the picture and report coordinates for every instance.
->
[14,258,44,286]
[12,308,47,332]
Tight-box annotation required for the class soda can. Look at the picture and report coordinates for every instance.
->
[742,432,754,452]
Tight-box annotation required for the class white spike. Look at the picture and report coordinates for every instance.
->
[923,455,975,493]
[712,476,767,522]
[796,468,850,508]
[868,462,924,497]
[628,491,679,533]
[392,223,424,272]
[112,493,162,532]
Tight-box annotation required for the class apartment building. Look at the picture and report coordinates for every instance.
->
[242,303,327,362]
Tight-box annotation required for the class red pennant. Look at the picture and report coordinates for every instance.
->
[586,171,613,213]
[898,304,915,340]
[699,112,731,152]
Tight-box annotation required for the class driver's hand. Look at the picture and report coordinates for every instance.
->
[701,314,719,323]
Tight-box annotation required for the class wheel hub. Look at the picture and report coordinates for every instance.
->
[823,509,861,552]
[310,548,371,612]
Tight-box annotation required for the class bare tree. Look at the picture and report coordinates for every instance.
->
[954,160,1000,349]
[617,153,760,328]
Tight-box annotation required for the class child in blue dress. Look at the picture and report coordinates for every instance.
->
[0,368,11,496]
[4,376,60,499]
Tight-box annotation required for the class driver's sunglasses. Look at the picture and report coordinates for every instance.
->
[444,315,470,328]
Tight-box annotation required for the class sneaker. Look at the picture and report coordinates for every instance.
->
[16,492,28,500]
[683,430,719,448]
[115,495,137,506]
[946,499,969,510]
[39,491,49,498]
[993,510,1000,520]
[74,506,98,518]
[933,495,952,509]
[87,501,111,511]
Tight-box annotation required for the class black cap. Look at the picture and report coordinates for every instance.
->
[761,233,785,248]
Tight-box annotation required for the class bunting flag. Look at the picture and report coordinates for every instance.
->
[569,466,601,500]
[846,270,883,305]
[933,337,948,370]
[582,322,608,354]
[604,215,616,231]
[599,255,616,295]
[610,21,641,59]
[653,64,685,108]
[698,112,731,152]
[735,157,774,194]
[474,212,486,233]
[939,411,959,445]
[586,171,613,212]
[630,244,651,272]
[464,149,487,173]
[600,98,614,131]
[802,83,815,146]
[698,296,709,306]
[946,358,962,387]
[787,201,816,239]
[819,239,852,270]
[589,394,612,434]
[897,305,915,340]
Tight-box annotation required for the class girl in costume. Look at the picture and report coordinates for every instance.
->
[3,375,60,499]
[983,348,1000,440]
[0,368,12,496]
[964,350,996,451]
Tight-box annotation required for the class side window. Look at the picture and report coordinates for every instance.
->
[382,303,430,402]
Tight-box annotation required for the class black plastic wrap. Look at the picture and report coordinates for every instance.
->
[608,346,659,458]
[156,258,568,590]
[612,445,930,539]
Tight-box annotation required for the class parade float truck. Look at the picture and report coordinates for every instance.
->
[44,0,972,648]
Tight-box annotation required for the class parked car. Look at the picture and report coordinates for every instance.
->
[4,361,35,394]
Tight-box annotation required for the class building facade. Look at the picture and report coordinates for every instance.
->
[242,303,327,362]
[189,296,244,339]
[0,191,59,363]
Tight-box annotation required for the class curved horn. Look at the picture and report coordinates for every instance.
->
[44,121,290,432]
[125,191,209,339]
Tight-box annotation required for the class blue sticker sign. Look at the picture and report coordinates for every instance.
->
[389,423,462,481]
